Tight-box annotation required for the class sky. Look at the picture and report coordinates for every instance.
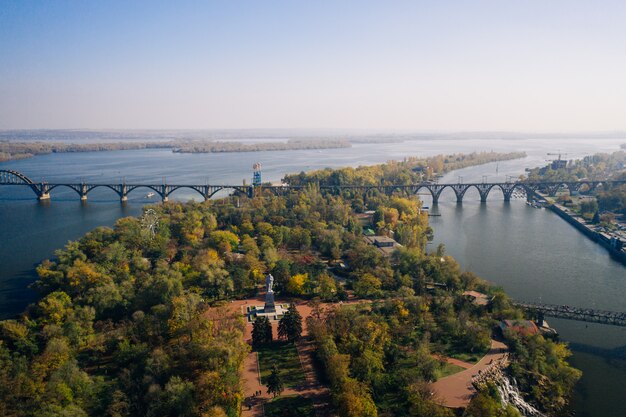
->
[1,1,626,131]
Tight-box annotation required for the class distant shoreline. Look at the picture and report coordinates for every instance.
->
[0,139,354,162]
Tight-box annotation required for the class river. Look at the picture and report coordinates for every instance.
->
[1,136,625,416]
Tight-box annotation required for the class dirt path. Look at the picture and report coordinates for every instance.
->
[430,339,509,408]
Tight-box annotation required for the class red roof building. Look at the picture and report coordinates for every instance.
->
[499,319,540,336]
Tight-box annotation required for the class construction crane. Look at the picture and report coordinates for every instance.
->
[547,151,569,170]
[547,151,569,161]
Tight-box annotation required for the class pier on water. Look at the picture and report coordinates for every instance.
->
[514,301,626,327]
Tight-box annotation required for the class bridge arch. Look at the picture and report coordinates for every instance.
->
[47,184,84,198]
[546,182,574,196]
[0,169,35,184]
[484,184,505,200]
[0,169,41,197]
[87,184,125,198]
[387,185,412,196]
[167,185,207,201]
[497,183,529,201]
[363,186,384,197]
[124,185,163,200]
[207,186,249,199]
[414,184,455,204]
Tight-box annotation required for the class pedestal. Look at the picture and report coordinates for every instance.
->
[264,291,276,314]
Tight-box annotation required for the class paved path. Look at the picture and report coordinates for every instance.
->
[228,297,332,417]
[430,340,509,408]
[434,355,474,369]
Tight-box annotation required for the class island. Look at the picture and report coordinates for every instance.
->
[0,154,579,417]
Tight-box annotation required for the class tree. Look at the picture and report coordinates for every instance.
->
[353,273,382,298]
[318,273,337,300]
[266,364,284,398]
[579,199,598,216]
[252,316,272,346]
[286,273,308,295]
[592,210,601,224]
[278,304,303,342]
[207,230,240,253]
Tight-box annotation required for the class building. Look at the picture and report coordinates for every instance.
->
[498,319,540,336]
[462,290,492,306]
[363,235,402,256]
[551,159,568,170]
[355,211,375,226]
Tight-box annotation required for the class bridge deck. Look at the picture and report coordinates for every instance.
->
[514,302,626,327]
[1,169,625,203]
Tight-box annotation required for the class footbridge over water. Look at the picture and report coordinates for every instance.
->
[1,169,625,203]
[514,301,626,327]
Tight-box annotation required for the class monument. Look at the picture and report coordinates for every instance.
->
[246,272,286,321]
[264,273,276,313]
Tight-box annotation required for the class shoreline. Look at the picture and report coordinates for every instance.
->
[547,201,626,265]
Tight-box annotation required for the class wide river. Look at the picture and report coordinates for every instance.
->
[1,137,625,417]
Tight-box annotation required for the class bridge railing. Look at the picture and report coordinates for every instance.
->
[514,301,626,327]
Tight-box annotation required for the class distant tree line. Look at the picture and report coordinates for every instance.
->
[284,151,527,186]
[172,139,350,154]
[0,139,351,162]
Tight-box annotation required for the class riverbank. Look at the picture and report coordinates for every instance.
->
[548,201,626,264]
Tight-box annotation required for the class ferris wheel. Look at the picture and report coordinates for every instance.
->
[141,208,160,238]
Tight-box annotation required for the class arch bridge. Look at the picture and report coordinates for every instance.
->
[0,170,251,202]
[1,169,624,203]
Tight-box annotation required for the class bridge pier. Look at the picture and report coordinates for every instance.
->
[119,184,128,203]
[38,193,50,201]
[79,183,88,201]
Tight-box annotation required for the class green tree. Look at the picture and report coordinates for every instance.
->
[252,316,273,346]
[318,273,337,300]
[266,364,284,398]
[353,273,382,298]
[278,304,303,342]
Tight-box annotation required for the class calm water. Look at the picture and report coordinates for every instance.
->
[1,137,625,416]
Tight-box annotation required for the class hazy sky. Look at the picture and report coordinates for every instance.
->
[1,1,625,131]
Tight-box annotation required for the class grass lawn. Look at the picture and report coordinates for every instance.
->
[257,341,305,388]
[434,362,465,379]
[448,351,484,364]
[264,395,315,417]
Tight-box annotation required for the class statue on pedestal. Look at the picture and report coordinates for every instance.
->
[264,273,276,313]
[266,273,274,293]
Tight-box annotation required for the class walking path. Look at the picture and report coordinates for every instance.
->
[430,339,509,408]
[228,296,508,412]
[433,354,475,369]
[228,297,332,417]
